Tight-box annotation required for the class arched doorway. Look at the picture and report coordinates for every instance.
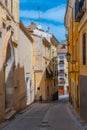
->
[4,41,15,108]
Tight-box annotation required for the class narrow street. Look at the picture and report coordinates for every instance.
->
[2,96,86,130]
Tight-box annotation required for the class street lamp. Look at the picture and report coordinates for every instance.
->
[66,52,77,64]
[66,52,71,62]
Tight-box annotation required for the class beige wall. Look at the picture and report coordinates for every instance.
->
[0,0,20,122]
[18,26,34,105]
[32,35,46,101]
[18,28,32,75]
[31,33,58,101]
[32,35,44,71]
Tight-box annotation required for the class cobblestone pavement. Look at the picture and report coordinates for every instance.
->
[2,96,87,130]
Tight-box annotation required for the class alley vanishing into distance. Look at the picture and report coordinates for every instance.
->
[0,0,87,129]
[2,96,87,130]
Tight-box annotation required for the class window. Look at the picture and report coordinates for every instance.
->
[53,79,55,86]
[59,56,64,59]
[58,78,65,84]
[59,70,64,74]
[79,0,86,10]
[76,40,78,61]
[5,0,7,6]
[59,78,64,80]
[3,22,6,28]
[11,0,13,13]
[59,74,64,77]
[61,45,66,49]
[60,64,64,68]
[59,60,64,64]
[82,33,86,65]
[62,45,66,49]
[75,0,86,22]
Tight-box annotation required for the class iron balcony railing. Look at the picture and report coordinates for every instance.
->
[58,81,65,84]
[58,70,65,75]
[59,61,64,64]
[75,0,86,22]
[46,68,53,79]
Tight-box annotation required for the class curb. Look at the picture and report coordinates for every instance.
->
[67,103,87,126]
[19,102,34,114]
[0,121,10,130]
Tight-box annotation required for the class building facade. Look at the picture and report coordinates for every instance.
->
[27,23,58,102]
[57,41,69,95]
[0,0,27,122]
[0,0,59,122]
[65,0,87,123]
[18,22,34,106]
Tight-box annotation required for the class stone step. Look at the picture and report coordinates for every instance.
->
[5,110,16,120]
[5,108,11,114]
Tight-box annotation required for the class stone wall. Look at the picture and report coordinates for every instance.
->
[13,65,26,111]
[0,68,5,122]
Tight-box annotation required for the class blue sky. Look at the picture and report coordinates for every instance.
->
[20,0,67,42]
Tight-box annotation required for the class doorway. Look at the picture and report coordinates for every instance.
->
[26,73,31,105]
[5,42,14,108]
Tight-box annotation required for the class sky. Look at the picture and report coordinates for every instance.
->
[20,0,67,42]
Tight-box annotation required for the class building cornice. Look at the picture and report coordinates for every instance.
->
[64,0,75,28]
[20,21,33,43]
[51,36,58,47]
[42,38,51,48]
[43,56,50,61]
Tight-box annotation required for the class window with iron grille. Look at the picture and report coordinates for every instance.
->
[82,33,86,65]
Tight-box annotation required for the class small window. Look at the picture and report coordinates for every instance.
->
[60,64,64,68]
[5,0,7,6]
[76,40,78,61]
[3,22,6,28]
[11,0,13,13]
[59,56,64,59]
[82,33,86,65]
[62,45,66,49]
[61,45,66,49]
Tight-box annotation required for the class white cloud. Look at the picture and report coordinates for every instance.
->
[21,19,66,42]
[42,23,66,42]
[20,4,66,23]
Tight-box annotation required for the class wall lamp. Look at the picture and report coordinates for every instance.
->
[66,52,79,73]
[66,52,76,64]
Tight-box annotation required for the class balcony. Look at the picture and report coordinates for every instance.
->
[59,60,64,64]
[53,70,58,77]
[58,79,65,84]
[46,68,53,79]
[75,0,86,22]
[58,70,65,75]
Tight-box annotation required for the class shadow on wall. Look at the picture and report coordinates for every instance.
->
[0,64,27,122]
[0,68,5,122]
[34,57,58,102]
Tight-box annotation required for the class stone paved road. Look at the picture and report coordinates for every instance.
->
[2,96,86,130]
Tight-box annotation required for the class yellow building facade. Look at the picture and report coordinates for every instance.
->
[65,0,87,123]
